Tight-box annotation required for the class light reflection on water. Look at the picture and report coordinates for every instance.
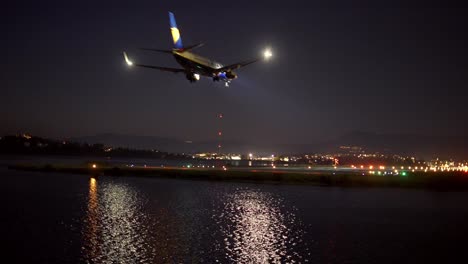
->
[81,177,155,263]
[83,177,99,261]
[217,188,307,263]
[81,178,308,263]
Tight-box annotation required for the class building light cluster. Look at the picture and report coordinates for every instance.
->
[193,153,242,160]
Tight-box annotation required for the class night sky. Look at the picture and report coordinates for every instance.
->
[2,1,467,147]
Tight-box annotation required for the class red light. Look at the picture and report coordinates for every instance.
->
[218,132,222,136]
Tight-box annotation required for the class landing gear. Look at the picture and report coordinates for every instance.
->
[212,74,231,87]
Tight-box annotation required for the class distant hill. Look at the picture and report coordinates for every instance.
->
[70,132,467,159]
[320,131,467,159]
[70,133,193,153]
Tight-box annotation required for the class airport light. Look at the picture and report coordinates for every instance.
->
[92,164,97,169]
[263,48,273,60]
[194,73,200,81]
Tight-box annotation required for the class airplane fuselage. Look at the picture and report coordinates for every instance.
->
[172,50,224,77]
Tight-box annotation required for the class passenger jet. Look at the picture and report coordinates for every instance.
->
[123,12,272,87]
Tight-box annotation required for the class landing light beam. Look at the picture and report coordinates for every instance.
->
[263,48,273,60]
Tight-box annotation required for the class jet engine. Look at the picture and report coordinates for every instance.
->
[213,71,237,82]
[225,71,237,79]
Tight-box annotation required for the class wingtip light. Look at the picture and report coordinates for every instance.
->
[123,52,133,66]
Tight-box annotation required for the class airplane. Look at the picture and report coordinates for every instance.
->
[123,12,272,87]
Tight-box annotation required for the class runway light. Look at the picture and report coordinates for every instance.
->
[92,164,97,169]
[263,48,273,60]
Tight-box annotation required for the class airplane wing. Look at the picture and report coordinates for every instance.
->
[139,48,173,54]
[133,64,185,73]
[123,52,185,73]
[215,58,260,73]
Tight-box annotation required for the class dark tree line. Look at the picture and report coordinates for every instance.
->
[0,135,188,159]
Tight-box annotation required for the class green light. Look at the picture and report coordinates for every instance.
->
[402,172,407,176]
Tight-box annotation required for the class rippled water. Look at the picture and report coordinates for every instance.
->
[216,189,306,263]
[2,165,468,263]
[78,177,308,263]
[82,178,155,263]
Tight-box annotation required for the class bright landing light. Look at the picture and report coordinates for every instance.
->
[263,48,273,60]
[123,52,133,66]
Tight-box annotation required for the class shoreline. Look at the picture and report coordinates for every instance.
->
[8,163,468,191]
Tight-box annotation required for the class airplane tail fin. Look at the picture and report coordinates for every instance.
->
[169,12,183,49]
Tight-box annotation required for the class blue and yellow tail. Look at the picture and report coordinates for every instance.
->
[169,12,183,50]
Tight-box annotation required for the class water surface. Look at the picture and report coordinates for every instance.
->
[2,163,468,263]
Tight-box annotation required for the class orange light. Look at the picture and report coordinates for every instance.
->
[92,164,97,169]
